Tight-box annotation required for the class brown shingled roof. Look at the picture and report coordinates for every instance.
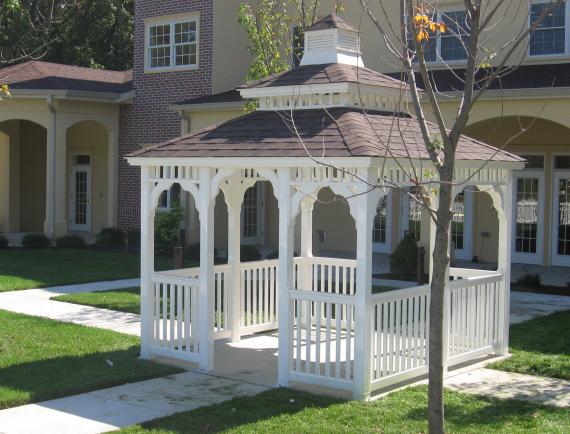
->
[308,14,358,32]
[128,107,523,162]
[239,63,408,90]
[0,61,133,94]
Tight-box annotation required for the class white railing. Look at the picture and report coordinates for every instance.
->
[370,285,431,389]
[289,289,356,391]
[295,256,357,295]
[240,259,279,334]
[369,271,505,391]
[448,273,503,364]
[150,273,200,363]
[450,267,499,280]
[155,264,231,340]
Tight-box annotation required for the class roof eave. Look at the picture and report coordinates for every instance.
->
[7,88,132,103]
[170,100,244,113]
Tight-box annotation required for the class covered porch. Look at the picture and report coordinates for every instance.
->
[130,162,517,400]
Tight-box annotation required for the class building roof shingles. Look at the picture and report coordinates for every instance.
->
[307,14,358,32]
[0,60,133,94]
[129,107,522,162]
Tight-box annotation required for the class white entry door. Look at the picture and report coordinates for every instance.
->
[70,154,92,232]
[372,193,392,253]
[512,172,544,264]
[451,189,473,261]
[552,171,570,266]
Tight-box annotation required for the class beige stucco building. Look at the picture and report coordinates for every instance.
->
[1,0,569,271]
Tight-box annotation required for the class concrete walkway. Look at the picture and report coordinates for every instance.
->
[0,371,268,434]
[510,291,570,324]
[0,279,141,335]
[445,368,570,408]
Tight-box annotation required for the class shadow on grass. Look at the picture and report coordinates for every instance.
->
[404,387,567,431]
[132,388,340,434]
[0,346,181,409]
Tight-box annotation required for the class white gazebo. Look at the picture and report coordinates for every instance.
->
[127,14,524,400]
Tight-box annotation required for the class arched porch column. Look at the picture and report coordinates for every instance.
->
[299,196,316,292]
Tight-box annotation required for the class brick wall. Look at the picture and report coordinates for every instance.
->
[118,0,213,229]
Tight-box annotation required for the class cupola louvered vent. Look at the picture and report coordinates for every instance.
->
[338,33,359,52]
[308,33,335,50]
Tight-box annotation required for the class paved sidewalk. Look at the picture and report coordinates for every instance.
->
[0,371,268,434]
[445,368,570,408]
[0,279,141,335]
[510,291,570,324]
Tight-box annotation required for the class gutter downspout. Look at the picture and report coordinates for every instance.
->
[46,95,56,238]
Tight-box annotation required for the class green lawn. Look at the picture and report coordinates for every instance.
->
[490,309,570,380]
[0,309,182,409]
[53,287,141,314]
[117,386,570,434]
[0,248,180,292]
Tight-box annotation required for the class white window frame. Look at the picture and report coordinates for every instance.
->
[372,192,393,253]
[409,9,469,65]
[528,0,570,59]
[451,188,474,261]
[401,188,423,242]
[157,185,183,212]
[241,182,265,245]
[145,12,200,73]
[551,153,570,266]
[512,160,545,265]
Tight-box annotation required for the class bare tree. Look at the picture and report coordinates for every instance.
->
[354,1,563,432]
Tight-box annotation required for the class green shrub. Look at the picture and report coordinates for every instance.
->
[22,233,50,249]
[96,227,125,247]
[241,245,262,262]
[390,236,418,275]
[127,229,140,249]
[155,204,184,257]
[0,235,8,249]
[515,273,541,288]
[55,235,86,249]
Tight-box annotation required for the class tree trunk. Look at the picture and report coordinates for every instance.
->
[428,179,453,434]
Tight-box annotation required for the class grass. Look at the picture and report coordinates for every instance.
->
[0,248,184,292]
[0,309,182,409]
[490,309,570,380]
[117,386,570,434]
[52,287,141,314]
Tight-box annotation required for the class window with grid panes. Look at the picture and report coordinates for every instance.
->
[147,16,198,70]
[530,1,566,56]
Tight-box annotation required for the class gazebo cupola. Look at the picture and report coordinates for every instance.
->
[239,14,410,113]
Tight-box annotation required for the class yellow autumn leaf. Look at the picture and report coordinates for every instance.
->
[439,23,447,33]
[416,29,429,42]
[429,22,437,32]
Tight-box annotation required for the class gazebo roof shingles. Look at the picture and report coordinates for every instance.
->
[129,107,523,162]
[238,63,407,90]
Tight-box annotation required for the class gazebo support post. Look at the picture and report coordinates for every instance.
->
[299,197,315,291]
[495,177,513,356]
[277,168,294,387]
[198,167,215,371]
[225,174,243,343]
[352,174,376,400]
[140,165,154,359]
